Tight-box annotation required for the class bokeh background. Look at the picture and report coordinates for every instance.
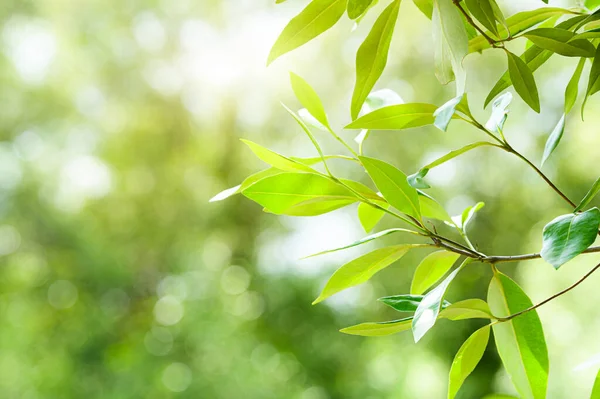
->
[1,0,600,397]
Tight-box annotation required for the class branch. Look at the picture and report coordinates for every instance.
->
[496,261,600,322]
[453,0,501,48]
[484,245,600,263]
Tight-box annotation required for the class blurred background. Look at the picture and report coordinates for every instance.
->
[1,0,600,397]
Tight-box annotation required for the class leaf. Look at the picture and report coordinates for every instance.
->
[210,168,282,202]
[290,72,331,131]
[360,156,421,218]
[298,108,329,131]
[424,142,496,172]
[571,28,600,41]
[241,140,317,173]
[485,92,512,132]
[304,228,417,258]
[506,50,540,113]
[432,0,468,94]
[591,368,600,399]
[379,294,451,313]
[362,88,404,114]
[412,259,470,342]
[419,192,453,222]
[345,103,438,130]
[439,299,494,320]
[488,271,548,399]
[347,0,375,19]
[453,202,485,230]
[312,244,415,304]
[268,0,347,65]
[242,172,357,215]
[541,114,565,166]
[583,45,600,117]
[278,197,357,216]
[209,185,242,203]
[540,208,600,269]
[469,8,575,53]
[565,57,586,114]
[340,316,413,336]
[448,325,491,399]
[413,0,433,19]
[575,178,600,212]
[524,28,596,57]
[411,250,461,295]
[408,168,430,189]
[434,95,463,131]
[351,0,401,119]
[465,0,499,37]
[358,202,387,232]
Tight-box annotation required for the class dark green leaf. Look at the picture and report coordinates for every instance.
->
[410,250,460,295]
[313,245,416,304]
[360,156,421,218]
[448,325,491,399]
[524,28,595,57]
[541,114,565,166]
[268,0,347,65]
[583,45,600,118]
[488,271,548,399]
[565,58,586,114]
[575,178,600,212]
[340,316,413,336]
[465,0,499,37]
[290,72,332,131]
[506,50,540,113]
[347,0,375,19]
[541,208,600,269]
[379,294,450,313]
[345,103,437,130]
[351,0,400,119]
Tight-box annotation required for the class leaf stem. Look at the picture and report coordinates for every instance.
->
[452,0,502,48]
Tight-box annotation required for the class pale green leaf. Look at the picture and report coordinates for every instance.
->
[433,0,468,94]
[241,139,317,173]
[290,72,331,131]
[358,202,387,232]
[419,192,453,222]
[590,368,600,399]
[347,0,375,19]
[413,0,432,19]
[434,95,463,131]
[448,325,491,399]
[411,250,461,295]
[439,299,494,320]
[345,103,437,130]
[541,114,565,166]
[485,92,512,132]
[340,316,413,336]
[408,169,430,190]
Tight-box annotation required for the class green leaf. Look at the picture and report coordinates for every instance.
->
[448,325,491,399]
[465,0,499,37]
[488,271,548,399]
[290,72,331,131]
[312,244,415,304]
[210,168,282,202]
[590,368,600,399]
[277,197,357,216]
[565,58,586,114]
[419,192,453,222]
[242,172,357,215]
[452,202,485,230]
[408,168,430,189]
[360,156,421,218]
[571,28,600,41]
[241,140,317,173]
[575,177,600,212]
[351,0,401,119]
[304,228,417,258]
[345,103,437,130]
[434,95,463,131]
[481,395,519,399]
[485,92,512,132]
[379,294,451,313]
[363,88,404,113]
[432,0,468,93]
[424,142,497,173]
[506,50,540,113]
[411,250,461,295]
[439,299,494,320]
[412,258,470,342]
[524,28,596,57]
[540,208,600,269]
[268,0,347,65]
[340,316,413,336]
[358,202,387,232]
[583,45,600,118]
[413,0,433,19]
[347,0,375,19]
[469,8,575,53]
[541,114,565,166]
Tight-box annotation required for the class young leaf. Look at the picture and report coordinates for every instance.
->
[340,316,413,336]
[408,168,430,189]
[422,142,497,173]
[575,177,600,212]
[411,250,461,295]
[360,156,421,218]
[540,208,600,269]
[571,28,600,41]
[290,72,332,131]
[590,368,600,399]
[267,0,347,65]
[486,92,512,132]
[506,50,540,113]
[358,202,387,232]
[465,0,499,37]
[434,95,463,131]
[455,202,485,231]
[304,228,417,258]
[351,0,401,119]
[419,192,453,222]
[209,185,242,203]
[583,45,600,118]
[432,0,468,94]
[379,294,450,313]
[413,0,433,19]
[210,168,282,202]
[345,103,437,130]
[412,258,470,342]
[488,271,549,399]
[439,299,494,320]
[278,197,357,216]
[312,244,415,304]
[347,0,375,19]
[524,28,596,57]
[448,325,491,399]
[242,172,357,215]
[565,58,586,114]
[241,139,318,173]
[541,114,565,166]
